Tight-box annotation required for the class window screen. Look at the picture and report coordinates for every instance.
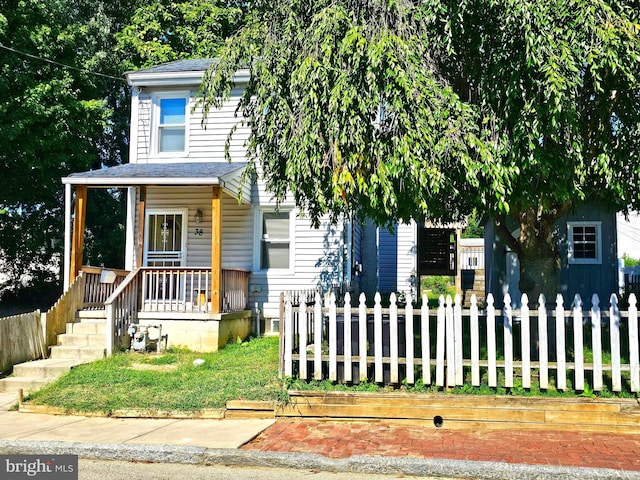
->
[158,98,186,152]
[261,212,290,269]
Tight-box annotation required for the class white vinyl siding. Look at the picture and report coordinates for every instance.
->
[132,88,249,165]
[250,214,347,319]
[136,186,252,269]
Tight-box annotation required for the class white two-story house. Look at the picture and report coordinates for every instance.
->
[60,59,361,352]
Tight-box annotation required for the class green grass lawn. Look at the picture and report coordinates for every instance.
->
[26,336,284,414]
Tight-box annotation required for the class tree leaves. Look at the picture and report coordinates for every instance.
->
[201,0,492,227]
[199,0,639,295]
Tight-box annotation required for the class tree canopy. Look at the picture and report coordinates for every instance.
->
[0,0,117,302]
[116,0,246,69]
[0,0,245,303]
[201,0,640,297]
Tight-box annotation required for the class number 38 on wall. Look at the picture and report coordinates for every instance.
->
[195,228,204,236]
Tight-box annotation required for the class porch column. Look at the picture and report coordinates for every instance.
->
[211,186,222,314]
[136,186,146,268]
[63,183,72,291]
[69,185,87,286]
[124,187,136,271]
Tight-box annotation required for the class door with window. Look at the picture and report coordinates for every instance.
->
[144,210,187,267]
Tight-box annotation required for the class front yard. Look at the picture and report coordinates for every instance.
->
[25,336,284,414]
[22,333,637,416]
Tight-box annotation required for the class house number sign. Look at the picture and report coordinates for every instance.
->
[195,228,204,236]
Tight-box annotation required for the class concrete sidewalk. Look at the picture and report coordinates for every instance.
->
[0,392,273,449]
[2,391,640,479]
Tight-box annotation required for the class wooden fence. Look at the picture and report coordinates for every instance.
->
[280,291,640,394]
[0,311,46,373]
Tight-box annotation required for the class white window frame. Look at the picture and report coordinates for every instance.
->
[567,221,602,265]
[143,208,189,267]
[152,92,190,157]
[253,207,295,274]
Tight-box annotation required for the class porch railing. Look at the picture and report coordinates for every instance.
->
[460,246,484,270]
[103,267,249,353]
[81,266,129,308]
[140,267,249,313]
[105,269,140,355]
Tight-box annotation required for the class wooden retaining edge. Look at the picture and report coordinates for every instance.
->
[18,401,276,419]
[225,400,277,419]
[284,390,640,411]
[279,391,640,434]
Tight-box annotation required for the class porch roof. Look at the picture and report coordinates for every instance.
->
[62,162,250,202]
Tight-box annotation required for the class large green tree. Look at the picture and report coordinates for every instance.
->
[0,0,107,302]
[0,0,246,304]
[0,0,148,303]
[201,0,640,300]
[116,0,246,69]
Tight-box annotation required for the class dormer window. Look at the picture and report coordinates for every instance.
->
[155,95,188,154]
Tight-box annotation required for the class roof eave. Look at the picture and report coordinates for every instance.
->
[62,177,223,187]
[126,69,251,88]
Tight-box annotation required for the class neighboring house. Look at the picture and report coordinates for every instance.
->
[60,59,358,351]
[617,211,640,296]
[617,211,640,261]
[484,203,619,308]
[364,221,480,303]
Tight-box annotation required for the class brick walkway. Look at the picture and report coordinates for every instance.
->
[243,419,640,472]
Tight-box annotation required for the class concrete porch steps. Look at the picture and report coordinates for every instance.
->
[0,311,107,395]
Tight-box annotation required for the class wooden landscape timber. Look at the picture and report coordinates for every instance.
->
[280,390,640,434]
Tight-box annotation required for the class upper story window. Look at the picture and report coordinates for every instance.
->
[567,221,602,264]
[155,95,188,154]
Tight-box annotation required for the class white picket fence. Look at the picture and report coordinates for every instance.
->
[280,291,640,393]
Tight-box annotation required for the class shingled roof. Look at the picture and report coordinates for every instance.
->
[125,59,216,76]
[62,162,247,186]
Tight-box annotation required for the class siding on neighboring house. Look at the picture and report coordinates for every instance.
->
[485,203,618,308]
[378,222,416,296]
[351,219,363,294]
[557,205,618,302]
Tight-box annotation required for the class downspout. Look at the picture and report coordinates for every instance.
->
[345,216,353,291]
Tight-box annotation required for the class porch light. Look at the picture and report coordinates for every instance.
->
[195,209,203,223]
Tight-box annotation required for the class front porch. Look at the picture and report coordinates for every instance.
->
[57,162,255,353]
[51,266,252,355]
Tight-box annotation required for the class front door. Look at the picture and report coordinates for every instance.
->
[144,209,187,267]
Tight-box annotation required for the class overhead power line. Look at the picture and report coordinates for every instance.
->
[0,43,127,83]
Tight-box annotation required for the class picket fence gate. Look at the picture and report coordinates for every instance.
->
[280,291,640,393]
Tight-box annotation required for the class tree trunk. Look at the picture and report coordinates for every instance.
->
[517,208,563,306]
[519,249,560,305]
[495,205,567,307]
